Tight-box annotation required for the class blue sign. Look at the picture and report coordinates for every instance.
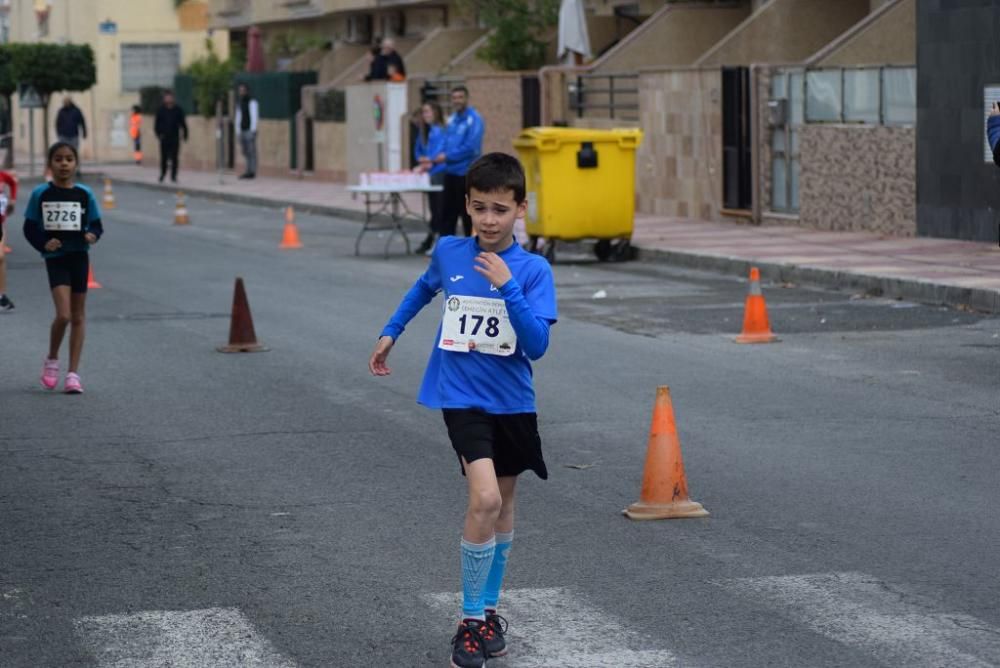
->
[99,20,117,35]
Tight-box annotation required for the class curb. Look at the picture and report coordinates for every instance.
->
[94,172,1000,314]
[635,246,1000,314]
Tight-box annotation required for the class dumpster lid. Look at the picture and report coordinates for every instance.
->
[513,126,643,148]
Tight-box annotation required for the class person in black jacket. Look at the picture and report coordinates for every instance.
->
[55,97,87,152]
[154,91,188,183]
[364,38,406,81]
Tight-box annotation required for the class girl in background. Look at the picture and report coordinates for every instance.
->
[413,101,445,256]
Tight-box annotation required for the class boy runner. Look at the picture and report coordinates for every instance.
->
[369,153,557,667]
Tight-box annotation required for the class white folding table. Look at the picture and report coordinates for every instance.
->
[348,184,444,258]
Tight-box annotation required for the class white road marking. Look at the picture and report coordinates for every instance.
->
[74,607,297,668]
[425,587,683,667]
[721,572,1000,668]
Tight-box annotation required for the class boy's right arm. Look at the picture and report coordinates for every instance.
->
[369,266,442,376]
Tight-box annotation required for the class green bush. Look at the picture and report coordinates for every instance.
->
[460,0,560,71]
[182,40,238,118]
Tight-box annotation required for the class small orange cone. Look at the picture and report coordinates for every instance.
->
[623,386,709,520]
[279,206,303,249]
[173,192,190,226]
[217,277,269,353]
[87,264,102,289]
[735,267,778,344]
[102,178,116,209]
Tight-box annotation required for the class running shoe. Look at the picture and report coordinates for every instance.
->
[450,619,487,668]
[64,372,83,394]
[0,295,13,311]
[40,358,59,390]
[482,611,508,658]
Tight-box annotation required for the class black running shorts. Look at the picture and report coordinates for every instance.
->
[442,409,549,480]
[45,252,90,293]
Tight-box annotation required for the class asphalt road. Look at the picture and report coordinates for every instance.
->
[1,183,998,667]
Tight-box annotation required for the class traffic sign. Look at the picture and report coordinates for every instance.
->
[18,85,44,109]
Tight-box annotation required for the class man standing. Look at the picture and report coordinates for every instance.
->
[436,86,484,237]
[154,91,188,183]
[234,84,259,180]
[55,97,87,153]
[364,38,406,81]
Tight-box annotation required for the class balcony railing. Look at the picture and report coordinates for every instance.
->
[568,73,640,121]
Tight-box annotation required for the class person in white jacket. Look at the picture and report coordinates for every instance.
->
[234,84,259,179]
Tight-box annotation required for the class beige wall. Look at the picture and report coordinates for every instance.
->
[697,0,870,66]
[799,125,915,236]
[310,120,347,181]
[404,27,487,77]
[635,68,723,219]
[465,74,523,156]
[594,4,751,74]
[813,0,915,67]
[10,0,227,165]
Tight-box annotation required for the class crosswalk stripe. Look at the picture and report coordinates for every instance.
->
[720,572,1000,668]
[74,607,297,668]
[425,587,683,667]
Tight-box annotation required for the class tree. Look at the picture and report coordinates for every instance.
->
[10,43,96,151]
[460,0,560,71]
[182,40,238,118]
[0,45,16,167]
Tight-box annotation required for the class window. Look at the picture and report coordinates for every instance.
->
[121,44,180,92]
[882,67,916,126]
[844,69,880,124]
[806,70,842,122]
[804,66,916,126]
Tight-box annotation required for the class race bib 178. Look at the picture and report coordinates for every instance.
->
[42,201,82,231]
[439,295,517,356]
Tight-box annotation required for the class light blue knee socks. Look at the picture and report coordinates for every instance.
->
[461,537,496,620]
[482,531,513,611]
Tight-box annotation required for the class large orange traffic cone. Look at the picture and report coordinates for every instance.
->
[173,192,190,226]
[279,206,303,249]
[623,386,709,520]
[217,277,269,353]
[87,264,102,289]
[102,178,116,210]
[735,267,778,344]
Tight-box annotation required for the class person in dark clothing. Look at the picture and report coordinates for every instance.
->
[55,97,87,152]
[364,38,406,81]
[154,91,188,183]
[234,83,259,179]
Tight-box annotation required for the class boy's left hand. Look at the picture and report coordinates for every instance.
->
[84,233,97,244]
[473,252,512,289]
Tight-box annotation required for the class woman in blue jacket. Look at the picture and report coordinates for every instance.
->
[414,101,446,255]
[988,102,1000,167]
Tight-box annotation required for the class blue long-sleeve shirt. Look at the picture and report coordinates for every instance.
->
[414,124,446,176]
[988,115,1000,166]
[380,236,557,414]
[442,107,484,176]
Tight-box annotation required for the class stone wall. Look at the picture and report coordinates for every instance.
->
[311,121,347,181]
[464,74,524,156]
[635,68,723,219]
[799,124,915,235]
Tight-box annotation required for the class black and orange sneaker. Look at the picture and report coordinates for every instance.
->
[482,610,508,658]
[450,619,487,668]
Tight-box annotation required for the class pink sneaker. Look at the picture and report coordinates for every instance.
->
[40,358,59,390]
[64,372,83,394]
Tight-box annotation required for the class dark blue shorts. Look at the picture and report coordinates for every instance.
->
[45,252,89,293]
[443,409,548,480]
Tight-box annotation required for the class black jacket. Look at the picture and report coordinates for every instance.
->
[365,51,406,81]
[155,105,188,143]
[55,104,86,139]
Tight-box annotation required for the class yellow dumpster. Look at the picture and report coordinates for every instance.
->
[513,127,643,262]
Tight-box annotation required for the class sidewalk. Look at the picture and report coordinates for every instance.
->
[74,163,1000,313]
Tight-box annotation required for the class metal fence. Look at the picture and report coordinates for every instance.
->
[568,73,640,121]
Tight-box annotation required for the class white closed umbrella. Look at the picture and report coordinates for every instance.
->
[558,0,592,65]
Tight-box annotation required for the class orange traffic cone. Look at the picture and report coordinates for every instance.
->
[173,191,190,225]
[279,206,302,249]
[735,267,778,343]
[217,277,269,353]
[102,178,116,209]
[87,264,102,289]
[623,386,709,520]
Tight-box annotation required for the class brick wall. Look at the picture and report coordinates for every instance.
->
[635,68,722,219]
